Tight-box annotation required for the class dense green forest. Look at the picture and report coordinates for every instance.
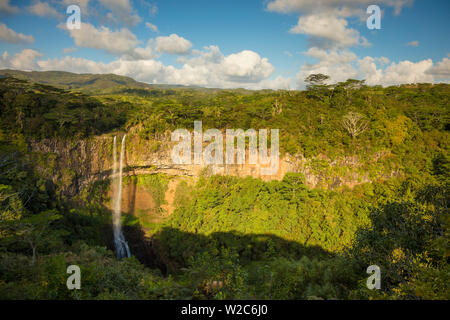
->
[0,73,448,299]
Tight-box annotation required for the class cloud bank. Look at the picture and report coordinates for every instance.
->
[0,0,447,89]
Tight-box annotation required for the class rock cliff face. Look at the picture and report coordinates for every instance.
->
[30,134,376,188]
[29,133,386,216]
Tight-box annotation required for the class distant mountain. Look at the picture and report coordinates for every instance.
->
[0,69,206,92]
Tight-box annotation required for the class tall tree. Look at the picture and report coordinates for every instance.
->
[305,74,330,88]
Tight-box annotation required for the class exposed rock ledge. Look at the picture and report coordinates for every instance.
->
[29,134,387,197]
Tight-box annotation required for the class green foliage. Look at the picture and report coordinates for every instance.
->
[0,243,189,299]
[247,255,358,299]
[0,78,128,139]
[161,174,372,261]
[0,75,448,300]
[350,182,449,299]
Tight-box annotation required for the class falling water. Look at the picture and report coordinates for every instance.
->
[112,136,117,210]
[112,135,131,259]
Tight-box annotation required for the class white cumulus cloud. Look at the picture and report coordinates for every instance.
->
[267,0,412,15]
[358,56,434,85]
[60,0,90,13]
[61,22,139,56]
[27,0,62,19]
[425,56,450,80]
[0,49,43,70]
[290,13,369,49]
[222,50,275,82]
[98,0,141,27]
[297,48,358,86]
[0,0,19,14]
[297,47,437,87]
[34,45,277,89]
[267,0,412,49]
[0,23,34,43]
[155,34,192,55]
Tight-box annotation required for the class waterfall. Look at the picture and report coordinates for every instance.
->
[112,135,131,259]
[112,136,117,211]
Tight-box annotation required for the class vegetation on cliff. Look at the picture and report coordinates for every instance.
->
[0,74,448,299]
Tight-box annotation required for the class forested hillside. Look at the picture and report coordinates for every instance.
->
[0,73,448,300]
[0,70,206,92]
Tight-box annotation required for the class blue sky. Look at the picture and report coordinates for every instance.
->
[0,0,449,89]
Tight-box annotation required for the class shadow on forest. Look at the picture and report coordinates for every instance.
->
[96,174,334,276]
[82,174,336,278]
[117,221,334,275]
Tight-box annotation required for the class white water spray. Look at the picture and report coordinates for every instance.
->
[112,135,130,259]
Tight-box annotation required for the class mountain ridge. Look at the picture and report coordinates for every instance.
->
[0,69,208,92]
